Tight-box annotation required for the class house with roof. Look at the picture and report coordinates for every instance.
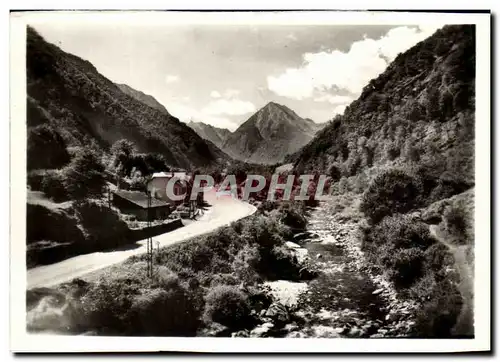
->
[146,171,194,206]
[112,189,171,221]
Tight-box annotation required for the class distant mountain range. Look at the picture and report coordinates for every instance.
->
[27,27,226,170]
[189,102,323,165]
[187,122,232,149]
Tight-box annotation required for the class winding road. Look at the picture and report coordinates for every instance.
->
[27,190,256,289]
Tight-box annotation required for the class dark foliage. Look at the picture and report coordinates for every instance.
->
[203,285,251,328]
[360,169,423,224]
[27,124,70,170]
[64,148,106,200]
[39,170,69,202]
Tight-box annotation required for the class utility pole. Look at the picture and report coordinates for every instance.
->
[146,190,154,278]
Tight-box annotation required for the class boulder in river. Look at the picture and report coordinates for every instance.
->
[285,241,301,249]
[265,302,290,325]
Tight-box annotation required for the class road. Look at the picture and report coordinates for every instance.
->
[27,190,256,289]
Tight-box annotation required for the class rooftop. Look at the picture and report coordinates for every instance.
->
[151,171,191,181]
[113,190,170,209]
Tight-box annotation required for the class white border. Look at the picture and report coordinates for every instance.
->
[9,10,491,353]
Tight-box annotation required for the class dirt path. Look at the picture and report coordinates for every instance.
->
[27,190,256,289]
[429,225,474,335]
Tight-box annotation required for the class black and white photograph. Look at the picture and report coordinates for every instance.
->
[9,10,491,353]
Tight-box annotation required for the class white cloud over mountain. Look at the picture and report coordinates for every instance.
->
[267,25,441,101]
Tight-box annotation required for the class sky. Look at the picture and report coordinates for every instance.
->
[32,21,443,131]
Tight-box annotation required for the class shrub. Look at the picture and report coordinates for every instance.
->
[203,285,251,329]
[153,266,181,290]
[209,273,241,288]
[328,164,341,182]
[267,245,303,280]
[385,247,425,289]
[74,200,129,250]
[424,243,454,274]
[386,145,401,161]
[366,215,436,251]
[40,170,69,202]
[241,215,286,249]
[443,205,468,242]
[130,285,200,336]
[232,244,261,286]
[80,278,141,334]
[413,279,464,337]
[27,124,70,170]
[279,203,307,230]
[360,169,423,224]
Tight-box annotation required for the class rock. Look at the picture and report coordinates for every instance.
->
[369,333,385,338]
[250,322,274,337]
[201,322,230,337]
[316,253,322,259]
[321,235,338,245]
[348,326,362,337]
[377,328,389,335]
[265,302,290,325]
[259,309,267,317]
[293,232,311,241]
[287,331,306,338]
[385,313,399,322]
[232,330,250,338]
[372,288,384,295]
[335,327,346,334]
[283,322,299,332]
[285,241,301,249]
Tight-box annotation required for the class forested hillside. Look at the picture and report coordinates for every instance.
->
[290,25,475,188]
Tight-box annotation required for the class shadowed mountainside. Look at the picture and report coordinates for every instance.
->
[27,26,227,169]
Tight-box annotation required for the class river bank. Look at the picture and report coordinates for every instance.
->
[246,193,419,338]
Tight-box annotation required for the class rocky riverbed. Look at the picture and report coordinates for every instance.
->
[244,194,420,338]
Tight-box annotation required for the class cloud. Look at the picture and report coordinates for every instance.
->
[210,91,222,98]
[202,98,255,116]
[267,25,442,99]
[165,75,180,83]
[166,102,239,131]
[286,33,298,41]
[333,104,347,115]
[224,89,240,99]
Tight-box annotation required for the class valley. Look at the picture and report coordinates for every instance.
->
[23,22,477,341]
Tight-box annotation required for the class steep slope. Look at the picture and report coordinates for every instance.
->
[188,121,232,149]
[290,25,475,185]
[222,102,322,164]
[27,27,224,169]
[115,83,171,115]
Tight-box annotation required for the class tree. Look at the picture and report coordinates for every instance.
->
[27,124,70,170]
[110,139,136,176]
[111,139,136,158]
[64,148,106,200]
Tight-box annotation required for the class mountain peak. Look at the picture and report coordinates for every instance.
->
[221,102,323,164]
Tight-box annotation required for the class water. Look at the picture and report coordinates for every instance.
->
[285,197,417,338]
